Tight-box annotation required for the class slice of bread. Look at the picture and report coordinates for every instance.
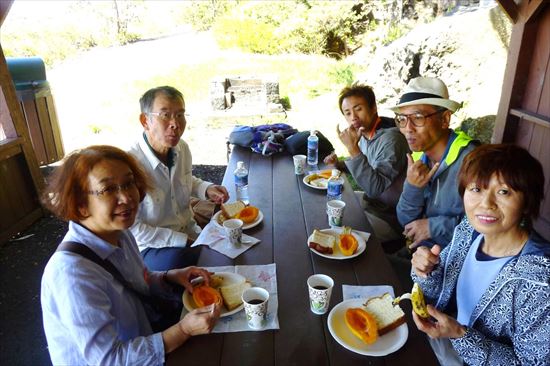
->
[363,293,406,336]
[221,201,246,218]
[220,281,251,311]
[310,177,328,188]
[308,229,336,254]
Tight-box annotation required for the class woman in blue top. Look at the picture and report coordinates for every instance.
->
[410,144,549,365]
[41,145,220,365]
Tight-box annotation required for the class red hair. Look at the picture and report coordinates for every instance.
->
[41,145,151,221]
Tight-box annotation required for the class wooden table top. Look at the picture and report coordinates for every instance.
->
[167,146,437,366]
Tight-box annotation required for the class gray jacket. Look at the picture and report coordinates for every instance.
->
[397,130,478,247]
[345,118,409,230]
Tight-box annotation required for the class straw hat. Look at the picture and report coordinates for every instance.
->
[390,77,461,112]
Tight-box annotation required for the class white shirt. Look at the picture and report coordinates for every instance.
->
[129,135,212,250]
[41,221,168,365]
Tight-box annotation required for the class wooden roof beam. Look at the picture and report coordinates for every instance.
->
[522,0,544,23]
[497,0,519,22]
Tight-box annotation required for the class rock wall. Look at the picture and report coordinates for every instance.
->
[356,6,509,135]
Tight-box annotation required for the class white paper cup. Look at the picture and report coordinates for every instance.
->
[293,154,307,175]
[307,274,334,314]
[223,219,243,246]
[326,200,346,228]
[242,287,270,329]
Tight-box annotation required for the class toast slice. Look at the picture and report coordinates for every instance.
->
[220,281,252,311]
[221,201,246,218]
[308,229,336,254]
[364,293,406,336]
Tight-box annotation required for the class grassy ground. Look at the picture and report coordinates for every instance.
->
[42,30,353,165]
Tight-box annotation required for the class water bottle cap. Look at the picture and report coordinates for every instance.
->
[237,161,245,168]
[331,169,340,177]
[310,130,317,136]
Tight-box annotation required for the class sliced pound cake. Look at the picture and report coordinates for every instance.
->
[364,293,406,336]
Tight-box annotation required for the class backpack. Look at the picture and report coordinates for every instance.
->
[228,123,298,156]
[283,130,334,160]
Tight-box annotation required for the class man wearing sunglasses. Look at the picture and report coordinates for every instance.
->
[128,86,229,271]
[391,77,478,250]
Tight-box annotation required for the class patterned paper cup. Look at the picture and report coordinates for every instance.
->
[326,200,346,228]
[242,287,269,329]
[223,219,243,246]
[293,154,307,175]
[307,274,334,315]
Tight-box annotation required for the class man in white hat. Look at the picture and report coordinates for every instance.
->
[391,77,478,250]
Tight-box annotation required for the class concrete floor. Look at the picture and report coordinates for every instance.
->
[0,215,66,366]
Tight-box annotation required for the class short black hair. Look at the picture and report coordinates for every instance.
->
[338,83,376,114]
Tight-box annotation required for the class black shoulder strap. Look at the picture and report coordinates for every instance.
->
[56,241,147,301]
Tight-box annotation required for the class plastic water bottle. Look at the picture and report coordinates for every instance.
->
[307,130,319,167]
[234,161,249,204]
[327,169,344,201]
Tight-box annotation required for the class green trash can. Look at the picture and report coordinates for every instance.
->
[6,57,64,165]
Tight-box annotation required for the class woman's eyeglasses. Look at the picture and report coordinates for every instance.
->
[88,180,137,198]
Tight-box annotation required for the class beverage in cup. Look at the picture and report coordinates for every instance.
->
[242,287,269,329]
[307,274,334,314]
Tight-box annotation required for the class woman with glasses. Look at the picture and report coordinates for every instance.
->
[41,145,220,365]
[410,144,550,365]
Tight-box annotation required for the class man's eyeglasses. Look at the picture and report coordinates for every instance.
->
[394,109,445,128]
[147,111,188,122]
[88,179,137,198]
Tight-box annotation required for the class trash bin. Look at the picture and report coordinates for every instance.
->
[6,57,64,165]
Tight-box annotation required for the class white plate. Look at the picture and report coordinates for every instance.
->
[302,172,331,190]
[307,228,366,260]
[328,298,408,356]
[211,209,264,230]
[182,272,247,317]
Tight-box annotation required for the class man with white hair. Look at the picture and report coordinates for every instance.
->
[392,77,478,250]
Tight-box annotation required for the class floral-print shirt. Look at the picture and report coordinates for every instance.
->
[412,217,550,365]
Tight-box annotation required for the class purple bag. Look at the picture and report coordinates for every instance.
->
[229,123,297,156]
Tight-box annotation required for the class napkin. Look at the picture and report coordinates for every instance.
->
[351,229,371,242]
[342,285,395,300]
[191,221,261,259]
[181,264,280,333]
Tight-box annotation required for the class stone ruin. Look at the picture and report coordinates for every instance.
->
[210,75,284,113]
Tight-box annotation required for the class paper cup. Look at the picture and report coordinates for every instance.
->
[326,200,346,228]
[223,219,243,246]
[293,154,307,175]
[307,274,334,314]
[242,287,269,329]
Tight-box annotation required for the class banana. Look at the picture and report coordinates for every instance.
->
[393,283,430,318]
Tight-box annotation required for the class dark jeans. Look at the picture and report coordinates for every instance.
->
[142,246,201,272]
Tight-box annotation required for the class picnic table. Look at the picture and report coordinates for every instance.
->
[167,145,437,366]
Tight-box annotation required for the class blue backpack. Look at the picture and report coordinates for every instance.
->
[228,123,298,156]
